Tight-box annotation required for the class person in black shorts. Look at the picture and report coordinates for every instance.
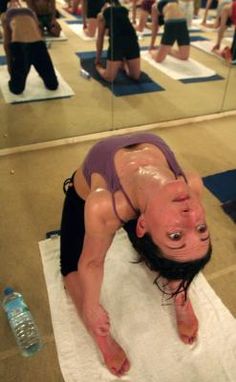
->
[150,0,190,62]
[1,3,58,94]
[95,0,141,82]
[83,0,105,37]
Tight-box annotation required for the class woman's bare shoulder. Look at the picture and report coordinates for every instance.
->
[85,189,121,235]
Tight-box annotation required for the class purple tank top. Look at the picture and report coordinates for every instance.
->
[83,133,186,223]
[5,8,36,28]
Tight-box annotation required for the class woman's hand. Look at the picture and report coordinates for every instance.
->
[82,303,110,337]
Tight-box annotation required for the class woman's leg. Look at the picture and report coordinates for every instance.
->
[8,43,30,94]
[96,60,122,82]
[61,182,130,377]
[150,44,172,62]
[136,9,149,32]
[125,57,141,80]
[84,18,97,37]
[169,45,190,60]
[31,42,58,90]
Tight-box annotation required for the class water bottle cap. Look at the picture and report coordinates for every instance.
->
[4,287,14,296]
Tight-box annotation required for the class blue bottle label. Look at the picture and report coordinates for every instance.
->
[5,299,28,319]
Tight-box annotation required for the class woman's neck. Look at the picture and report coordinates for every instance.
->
[134,165,176,212]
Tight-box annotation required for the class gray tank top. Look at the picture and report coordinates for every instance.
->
[83,133,187,224]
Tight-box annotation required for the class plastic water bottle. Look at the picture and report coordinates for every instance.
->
[2,287,42,357]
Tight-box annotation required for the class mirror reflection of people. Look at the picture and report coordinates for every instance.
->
[95,0,141,82]
[26,0,61,36]
[60,132,212,377]
[150,0,190,62]
[212,0,236,61]
[1,2,58,94]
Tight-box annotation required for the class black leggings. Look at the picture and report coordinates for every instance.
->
[60,176,138,276]
[9,41,58,95]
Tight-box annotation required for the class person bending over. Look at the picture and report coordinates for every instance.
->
[95,0,141,82]
[201,0,232,28]
[82,0,105,37]
[60,132,212,377]
[135,0,155,33]
[212,0,236,61]
[26,0,61,36]
[149,0,190,62]
[1,2,58,94]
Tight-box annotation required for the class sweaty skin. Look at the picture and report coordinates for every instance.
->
[65,142,209,376]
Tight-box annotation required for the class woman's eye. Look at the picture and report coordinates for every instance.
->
[196,224,207,233]
[168,232,182,241]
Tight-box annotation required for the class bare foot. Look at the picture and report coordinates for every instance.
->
[174,295,198,344]
[94,333,130,377]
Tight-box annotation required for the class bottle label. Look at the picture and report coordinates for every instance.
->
[5,299,28,320]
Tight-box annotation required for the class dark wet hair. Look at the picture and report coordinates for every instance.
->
[124,219,212,300]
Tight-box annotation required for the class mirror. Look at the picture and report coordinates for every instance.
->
[112,1,235,130]
[0,0,235,151]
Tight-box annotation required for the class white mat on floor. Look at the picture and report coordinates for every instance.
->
[39,230,236,382]
[44,31,68,41]
[66,23,97,40]
[0,66,74,103]
[191,39,229,57]
[224,37,233,44]
[141,50,216,79]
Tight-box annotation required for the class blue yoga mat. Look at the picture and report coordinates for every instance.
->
[203,170,236,203]
[76,51,165,97]
[66,19,83,25]
[190,35,210,42]
[203,170,236,223]
[0,56,7,66]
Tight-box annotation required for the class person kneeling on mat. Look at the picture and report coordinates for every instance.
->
[95,0,141,82]
[1,2,58,95]
[149,0,190,62]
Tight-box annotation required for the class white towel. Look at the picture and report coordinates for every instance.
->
[66,23,97,41]
[39,230,236,382]
[0,66,74,103]
[44,31,68,42]
[141,50,216,80]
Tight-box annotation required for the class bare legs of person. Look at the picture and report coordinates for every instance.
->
[84,18,97,37]
[136,10,149,32]
[150,44,190,62]
[168,281,198,344]
[96,58,141,82]
[64,272,130,377]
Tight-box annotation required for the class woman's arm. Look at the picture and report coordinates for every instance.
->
[212,7,229,50]
[150,4,159,49]
[77,190,120,334]
[95,13,106,64]
[201,0,213,24]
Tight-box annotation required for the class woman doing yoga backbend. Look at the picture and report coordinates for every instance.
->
[60,132,212,377]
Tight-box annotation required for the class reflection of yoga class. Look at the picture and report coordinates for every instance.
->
[1,0,236,381]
